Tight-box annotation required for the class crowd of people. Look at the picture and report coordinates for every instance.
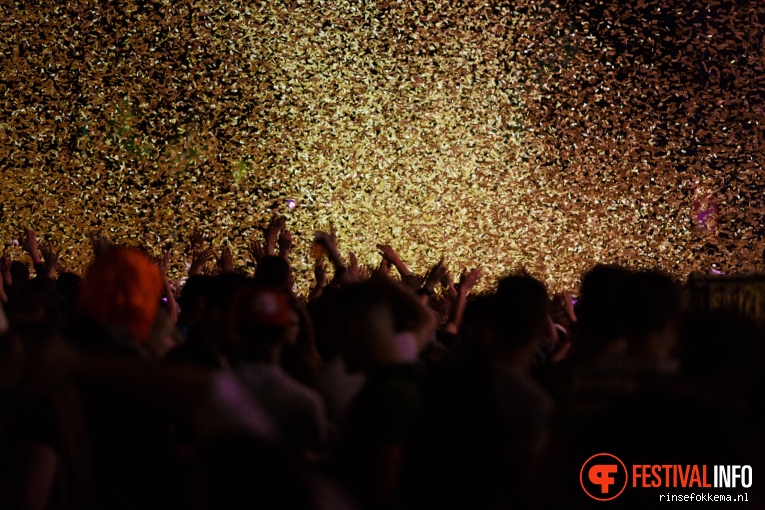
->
[0,217,763,509]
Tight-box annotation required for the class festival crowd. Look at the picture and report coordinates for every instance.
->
[0,218,763,509]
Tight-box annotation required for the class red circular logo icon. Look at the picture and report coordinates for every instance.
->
[580,453,628,501]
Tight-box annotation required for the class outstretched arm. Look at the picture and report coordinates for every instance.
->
[278,228,293,262]
[443,268,482,335]
[188,231,214,277]
[216,244,235,273]
[376,244,412,279]
[22,228,46,277]
[419,259,447,303]
[440,267,458,301]
[315,231,350,286]
[262,215,286,257]
[308,259,327,301]
[38,242,61,279]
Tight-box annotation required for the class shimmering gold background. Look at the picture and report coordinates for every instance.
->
[2,0,764,291]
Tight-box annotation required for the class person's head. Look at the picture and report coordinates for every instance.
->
[332,280,398,371]
[575,264,633,355]
[56,271,83,317]
[460,292,500,358]
[227,285,293,363]
[488,274,553,368]
[254,256,293,290]
[9,260,30,289]
[7,277,63,329]
[177,274,213,326]
[577,265,680,361]
[18,276,59,303]
[77,246,164,344]
[624,270,681,361]
[204,273,253,322]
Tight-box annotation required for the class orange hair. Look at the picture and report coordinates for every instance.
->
[78,246,163,343]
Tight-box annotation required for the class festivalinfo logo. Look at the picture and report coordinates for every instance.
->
[580,453,753,502]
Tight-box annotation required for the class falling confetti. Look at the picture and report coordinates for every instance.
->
[1,0,764,294]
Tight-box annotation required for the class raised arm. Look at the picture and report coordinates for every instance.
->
[440,266,458,301]
[38,241,61,279]
[278,228,293,262]
[22,228,46,276]
[443,268,482,335]
[314,231,350,286]
[216,244,235,273]
[347,252,360,282]
[188,231,214,277]
[307,259,328,301]
[419,258,448,303]
[376,244,412,279]
[262,215,286,257]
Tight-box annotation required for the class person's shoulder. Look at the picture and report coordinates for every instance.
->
[269,365,326,407]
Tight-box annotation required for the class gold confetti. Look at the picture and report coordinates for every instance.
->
[1,0,764,294]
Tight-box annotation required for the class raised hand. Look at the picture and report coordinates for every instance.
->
[440,267,453,289]
[190,230,206,254]
[443,268,483,335]
[217,244,235,273]
[263,215,286,256]
[423,259,448,294]
[357,264,373,281]
[376,243,412,277]
[440,266,458,299]
[314,230,341,264]
[402,273,426,290]
[38,241,61,278]
[314,230,337,250]
[278,229,293,261]
[314,259,327,288]
[376,256,392,276]
[376,243,400,265]
[458,268,483,294]
[315,230,350,285]
[22,228,42,264]
[347,252,359,281]
[189,247,215,276]
[308,258,328,301]
[248,237,265,266]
